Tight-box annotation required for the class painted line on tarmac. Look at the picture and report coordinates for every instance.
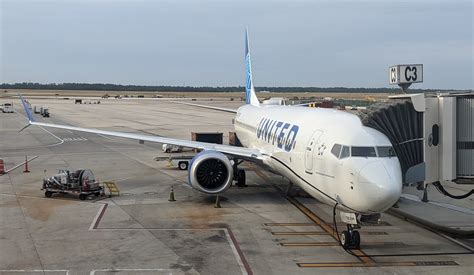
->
[264,222,316,226]
[88,202,252,275]
[280,242,406,247]
[280,242,339,247]
[90,269,172,275]
[15,111,64,147]
[97,134,113,140]
[271,231,328,235]
[0,270,69,274]
[297,261,459,268]
[4,155,39,174]
[89,203,108,230]
[222,225,252,275]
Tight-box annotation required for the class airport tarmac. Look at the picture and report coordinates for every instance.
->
[0,97,473,274]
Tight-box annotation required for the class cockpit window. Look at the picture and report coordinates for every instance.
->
[351,146,377,157]
[377,146,396,157]
[331,144,342,158]
[331,145,396,159]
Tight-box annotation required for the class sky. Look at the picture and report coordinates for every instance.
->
[0,0,472,89]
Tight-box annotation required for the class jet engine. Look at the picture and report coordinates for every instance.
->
[188,150,233,194]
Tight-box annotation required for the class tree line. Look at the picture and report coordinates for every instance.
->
[0,82,443,93]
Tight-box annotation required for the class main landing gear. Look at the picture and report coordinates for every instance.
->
[340,224,361,250]
[233,159,247,187]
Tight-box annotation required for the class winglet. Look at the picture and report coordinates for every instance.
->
[245,28,259,107]
[19,94,35,122]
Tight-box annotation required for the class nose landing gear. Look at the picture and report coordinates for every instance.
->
[340,224,361,249]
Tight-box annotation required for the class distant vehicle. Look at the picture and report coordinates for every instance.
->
[155,155,193,170]
[162,144,183,153]
[75,99,82,104]
[34,106,41,114]
[2,102,14,113]
[41,108,50,117]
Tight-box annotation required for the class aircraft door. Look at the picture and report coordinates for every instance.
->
[304,130,323,173]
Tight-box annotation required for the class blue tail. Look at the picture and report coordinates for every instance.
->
[19,95,35,122]
[245,28,259,106]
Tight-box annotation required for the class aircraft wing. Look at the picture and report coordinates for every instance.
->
[19,96,262,161]
[171,96,329,113]
[171,100,320,111]
[171,101,238,113]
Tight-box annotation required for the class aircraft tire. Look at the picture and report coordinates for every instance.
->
[340,231,350,248]
[237,169,246,187]
[178,161,188,170]
[352,230,361,249]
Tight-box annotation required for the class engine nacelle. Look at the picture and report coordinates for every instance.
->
[188,150,233,194]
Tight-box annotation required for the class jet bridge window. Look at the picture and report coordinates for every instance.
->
[331,144,342,158]
[351,146,377,157]
[376,146,396,157]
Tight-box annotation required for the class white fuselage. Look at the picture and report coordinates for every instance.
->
[234,105,402,215]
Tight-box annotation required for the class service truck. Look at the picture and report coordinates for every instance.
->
[41,107,50,117]
[2,103,14,113]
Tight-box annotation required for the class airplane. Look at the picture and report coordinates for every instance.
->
[19,29,402,249]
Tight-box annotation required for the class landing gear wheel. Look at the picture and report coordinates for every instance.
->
[178,161,188,170]
[352,230,361,249]
[340,225,361,249]
[79,194,87,200]
[236,169,246,187]
[340,231,351,248]
[45,191,53,198]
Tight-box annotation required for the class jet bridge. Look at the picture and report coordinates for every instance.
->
[359,92,474,185]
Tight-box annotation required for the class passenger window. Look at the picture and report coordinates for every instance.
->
[351,146,377,157]
[340,146,350,159]
[331,144,342,158]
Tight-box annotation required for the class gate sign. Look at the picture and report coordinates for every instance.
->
[389,64,423,84]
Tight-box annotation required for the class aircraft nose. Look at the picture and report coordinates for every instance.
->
[358,161,402,212]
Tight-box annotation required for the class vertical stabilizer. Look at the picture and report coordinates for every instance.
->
[245,28,260,106]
